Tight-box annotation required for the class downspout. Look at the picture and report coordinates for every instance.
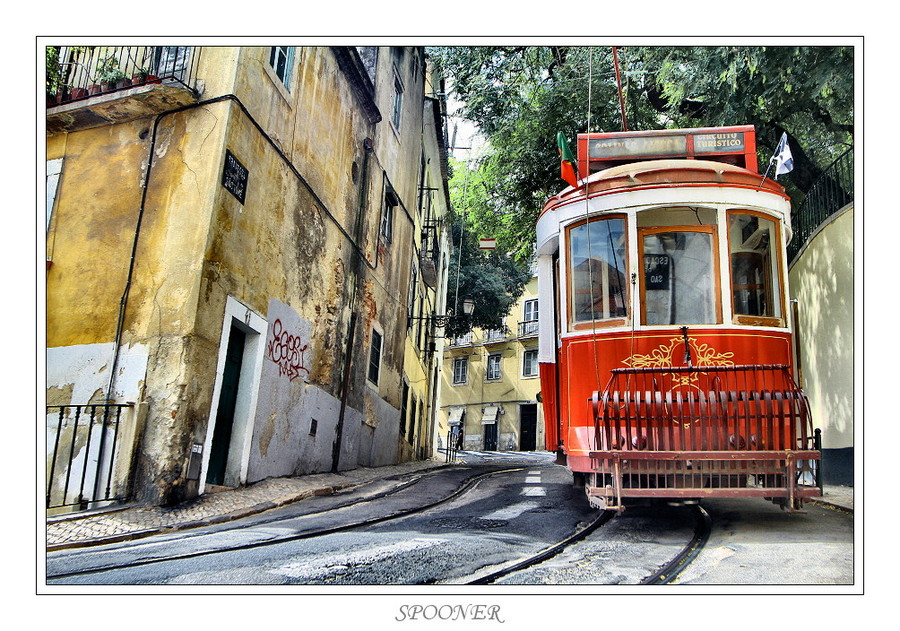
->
[332,136,374,472]
[106,93,378,403]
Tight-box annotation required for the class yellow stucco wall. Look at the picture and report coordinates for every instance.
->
[789,206,854,450]
[439,276,544,451]
[46,45,438,504]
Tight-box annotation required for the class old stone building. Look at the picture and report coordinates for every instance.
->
[45,45,452,509]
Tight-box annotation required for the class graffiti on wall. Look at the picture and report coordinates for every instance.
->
[266,318,310,381]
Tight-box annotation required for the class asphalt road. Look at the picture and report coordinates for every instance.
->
[46,452,853,587]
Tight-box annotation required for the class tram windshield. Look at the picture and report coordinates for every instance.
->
[568,217,628,324]
[641,227,719,325]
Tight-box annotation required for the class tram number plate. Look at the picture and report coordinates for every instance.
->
[645,254,670,289]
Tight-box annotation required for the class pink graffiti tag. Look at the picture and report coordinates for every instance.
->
[266,318,310,381]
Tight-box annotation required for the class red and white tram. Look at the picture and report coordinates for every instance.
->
[537,126,821,511]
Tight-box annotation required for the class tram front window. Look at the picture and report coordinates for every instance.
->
[568,217,628,325]
[641,228,719,325]
[728,212,783,323]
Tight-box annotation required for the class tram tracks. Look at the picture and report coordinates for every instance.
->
[49,466,712,585]
[46,465,527,581]
[640,504,712,584]
[459,503,711,585]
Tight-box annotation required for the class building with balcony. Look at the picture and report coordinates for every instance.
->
[438,275,544,453]
[45,45,452,509]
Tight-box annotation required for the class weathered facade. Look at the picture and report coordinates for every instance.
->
[45,45,452,508]
[439,275,546,453]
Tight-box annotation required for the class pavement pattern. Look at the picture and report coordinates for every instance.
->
[45,454,853,551]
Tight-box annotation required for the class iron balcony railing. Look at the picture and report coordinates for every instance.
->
[46,46,201,106]
[788,148,853,264]
[46,403,133,511]
[518,320,539,338]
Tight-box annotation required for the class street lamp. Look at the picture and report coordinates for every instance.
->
[408,295,475,329]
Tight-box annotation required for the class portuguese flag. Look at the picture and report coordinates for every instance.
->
[557,131,578,187]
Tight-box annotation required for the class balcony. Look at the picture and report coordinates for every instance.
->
[481,328,510,346]
[46,46,202,133]
[518,319,539,340]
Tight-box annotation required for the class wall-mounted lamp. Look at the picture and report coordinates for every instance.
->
[409,296,474,329]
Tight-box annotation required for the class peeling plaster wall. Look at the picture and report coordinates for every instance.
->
[47,46,436,506]
[246,299,360,480]
[46,343,148,404]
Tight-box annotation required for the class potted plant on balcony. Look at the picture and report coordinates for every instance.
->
[96,56,127,92]
[132,65,161,86]
[46,47,64,106]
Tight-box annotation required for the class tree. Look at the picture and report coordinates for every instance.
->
[429,45,854,250]
[443,217,531,339]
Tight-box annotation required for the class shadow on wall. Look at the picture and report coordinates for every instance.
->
[791,209,854,485]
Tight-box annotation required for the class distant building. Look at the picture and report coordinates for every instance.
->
[438,275,545,453]
[45,45,451,510]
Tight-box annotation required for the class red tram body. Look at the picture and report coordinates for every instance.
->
[537,126,821,511]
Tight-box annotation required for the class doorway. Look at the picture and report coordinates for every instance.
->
[201,297,266,492]
[520,404,538,451]
[483,422,498,451]
[206,325,245,486]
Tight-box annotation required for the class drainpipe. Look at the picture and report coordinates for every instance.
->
[332,136,374,472]
[106,94,378,404]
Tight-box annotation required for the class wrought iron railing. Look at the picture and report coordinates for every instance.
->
[46,46,201,106]
[518,320,539,337]
[46,403,133,510]
[787,148,853,264]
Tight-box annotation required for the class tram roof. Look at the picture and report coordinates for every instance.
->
[543,159,787,213]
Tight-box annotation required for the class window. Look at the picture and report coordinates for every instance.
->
[269,47,296,90]
[568,217,628,326]
[399,380,409,435]
[390,69,404,130]
[523,299,538,322]
[381,187,398,242]
[487,354,502,381]
[367,329,383,385]
[452,356,468,385]
[728,211,783,324]
[640,226,720,325]
[46,158,62,232]
[522,349,538,378]
[522,299,539,335]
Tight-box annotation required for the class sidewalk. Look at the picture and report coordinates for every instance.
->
[46,459,450,551]
[811,485,854,513]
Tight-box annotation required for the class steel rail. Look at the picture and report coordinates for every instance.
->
[640,504,712,584]
[46,466,528,581]
[460,509,616,585]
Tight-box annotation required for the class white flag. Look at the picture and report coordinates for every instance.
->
[773,132,794,178]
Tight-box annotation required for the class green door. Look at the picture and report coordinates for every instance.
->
[206,325,246,486]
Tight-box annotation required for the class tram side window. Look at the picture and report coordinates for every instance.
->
[568,217,628,325]
[728,212,782,322]
[641,228,718,325]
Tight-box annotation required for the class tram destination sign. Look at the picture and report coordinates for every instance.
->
[693,131,746,153]
[579,126,757,173]
[588,134,687,159]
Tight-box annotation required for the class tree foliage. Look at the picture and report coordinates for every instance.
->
[428,45,854,257]
[443,216,531,339]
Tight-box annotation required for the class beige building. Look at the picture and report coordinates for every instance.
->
[45,45,451,510]
[438,275,545,453]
